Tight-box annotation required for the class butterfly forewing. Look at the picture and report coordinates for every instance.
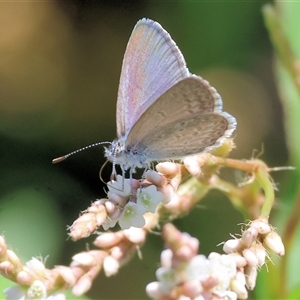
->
[126,76,234,147]
[117,18,189,137]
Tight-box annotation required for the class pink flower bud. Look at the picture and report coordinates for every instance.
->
[16,270,33,285]
[146,281,164,298]
[161,184,175,204]
[94,232,123,248]
[181,279,203,298]
[72,274,93,296]
[145,170,166,186]
[242,249,258,267]
[103,256,120,277]
[253,243,266,266]
[245,265,257,290]
[231,278,248,299]
[228,253,247,268]
[0,261,15,276]
[55,266,76,285]
[223,239,241,253]
[124,227,146,244]
[161,249,173,269]
[251,218,271,235]
[156,162,181,175]
[72,252,96,267]
[7,250,22,267]
[184,156,202,176]
[241,227,258,248]
[264,232,285,256]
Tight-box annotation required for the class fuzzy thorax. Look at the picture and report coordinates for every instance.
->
[104,138,150,171]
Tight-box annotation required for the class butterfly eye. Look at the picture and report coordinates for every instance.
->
[111,140,125,157]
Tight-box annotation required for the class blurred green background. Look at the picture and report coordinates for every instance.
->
[0,1,292,299]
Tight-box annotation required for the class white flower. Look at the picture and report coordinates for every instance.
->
[156,267,179,293]
[185,255,210,281]
[4,280,47,300]
[24,257,46,277]
[118,202,146,229]
[137,186,163,213]
[209,254,237,293]
[4,281,66,300]
[107,175,131,198]
[102,218,118,231]
[27,280,47,299]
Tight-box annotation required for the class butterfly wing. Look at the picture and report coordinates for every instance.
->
[117,18,189,137]
[126,76,236,160]
[131,113,234,161]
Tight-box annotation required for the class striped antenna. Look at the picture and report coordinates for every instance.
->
[52,141,111,164]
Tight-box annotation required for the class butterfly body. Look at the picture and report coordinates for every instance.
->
[105,138,149,171]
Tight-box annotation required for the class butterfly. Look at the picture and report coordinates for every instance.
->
[53,18,236,178]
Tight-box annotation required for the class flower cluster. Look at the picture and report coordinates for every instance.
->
[146,222,284,300]
[69,163,183,240]
[0,143,288,299]
[0,225,153,299]
[103,174,164,230]
[0,254,68,300]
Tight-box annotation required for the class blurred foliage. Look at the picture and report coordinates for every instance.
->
[0,1,297,299]
[261,1,300,299]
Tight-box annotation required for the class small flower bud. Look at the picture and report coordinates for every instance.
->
[251,218,271,235]
[161,249,173,269]
[253,243,266,266]
[7,250,22,268]
[184,156,202,176]
[228,253,247,268]
[156,162,181,176]
[223,239,241,253]
[16,270,33,285]
[235,270,246,285]
[175,245,195,261]
[72,252,96,267]
[124,227,146,244]
[245,265,257,290]
[264,231,285,256]
[107,193,125,205]
[146,281,164,298]
[242,249,258,267]
[241,227,258,248]
[181,279,203,298]
[231,278,248,299]
[103,256,120,277]
[55,266,76,285]
[0,261,15,276]
[145,170,166,186]
[160,184,175,204]
[94,232,123,248]
[72,274,93,296]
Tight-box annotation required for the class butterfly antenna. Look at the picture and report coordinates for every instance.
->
[52,141,111,164]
